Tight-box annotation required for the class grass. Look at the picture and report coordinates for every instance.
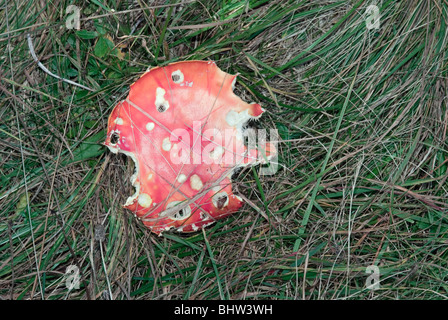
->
[1,0,448,300]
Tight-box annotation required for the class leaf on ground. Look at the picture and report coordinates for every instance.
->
[76,30,99,39]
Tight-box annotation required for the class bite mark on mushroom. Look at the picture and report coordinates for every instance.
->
[212,192,229,209]
[119,150,141,207]
[171,70,184,84]
[163,201,192,221]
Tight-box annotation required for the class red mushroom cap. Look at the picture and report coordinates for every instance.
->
[104,60,275,235]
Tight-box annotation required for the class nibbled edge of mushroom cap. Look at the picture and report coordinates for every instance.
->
[142,182,244,235]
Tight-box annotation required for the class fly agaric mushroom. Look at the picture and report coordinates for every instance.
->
[104,60,275,235]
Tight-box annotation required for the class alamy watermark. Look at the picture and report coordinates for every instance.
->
[365,3,380,30]
[167,122,279,175]
[365,265,380,290]
[65,5,81,30]
[64,265,80,290]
